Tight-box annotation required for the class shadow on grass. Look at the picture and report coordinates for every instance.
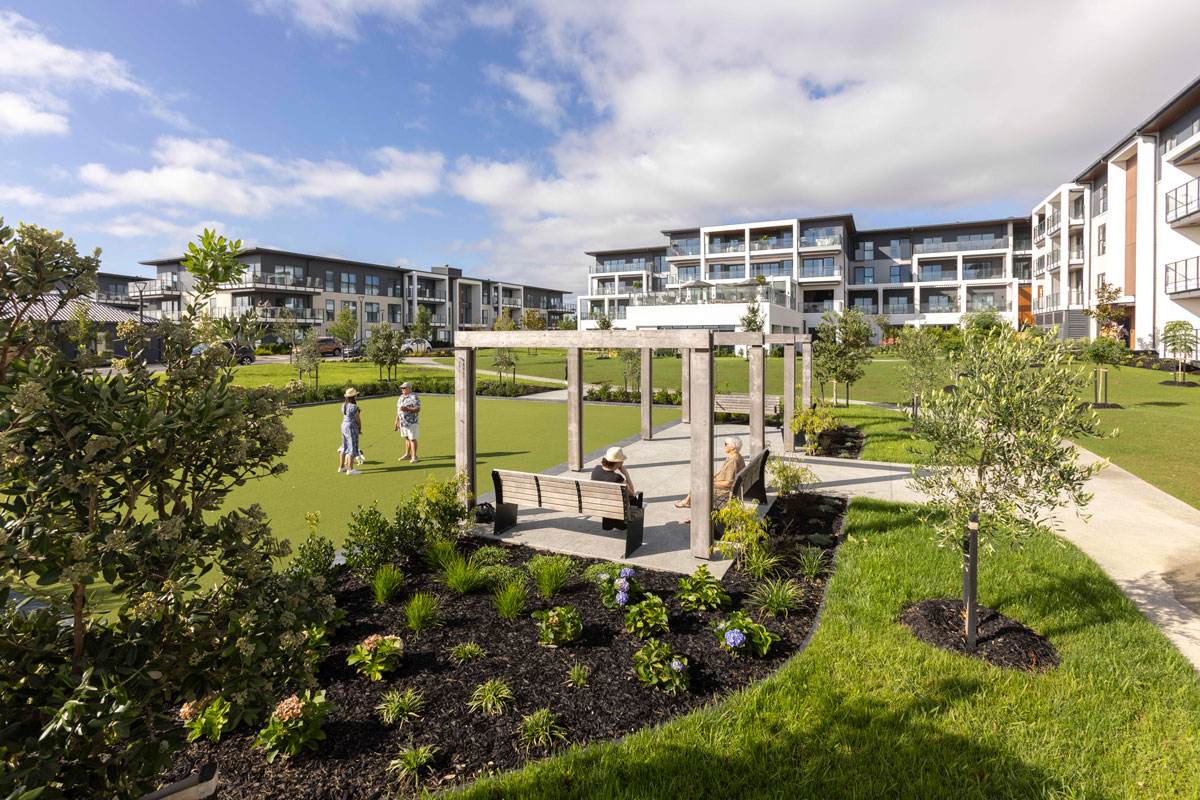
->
[1133,401,1187,408]
[986,561,1129,639]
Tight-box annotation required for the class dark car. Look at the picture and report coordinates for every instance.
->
[191,341,256,366]
[345,338,367,357]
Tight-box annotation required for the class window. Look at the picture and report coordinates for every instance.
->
[388,304,404,324]
[653,255,669,272]
[860,241,874,260]
[1097,224,1106,256]
[325,300,335,321]
[1094,183,1108,215]
[802,257,835,277]
[853,266,874,285]
[388,278,403,298]
[886,296,910,311]
[341,300,356,313]
[889,265,911,283]
[851,297,874,310]
[365,275,380,296]
[677,265,700,281]
[340,272,356,294]
[889,239,910,258]
[325,270,335,291]
[364,302,379,323]
[956,233,996,243]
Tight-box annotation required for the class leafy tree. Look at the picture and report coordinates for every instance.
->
[618,348,641,391]
[271,306,301,362]
[961,308,1007,337]
[296,326,322,390]
[364,322,403,381]
[739,293,764,333]
[0,226,338,796]
[558,315,578,331]
[411,306,433,345]
[895,326,947,421]
[1083,280,1128,338]
[910,327,1106,647]
[813,307,873,406]
[1161,320,1198,384]
[327,307,358,357]
[520,308,546,355]
[871,313,893,346]
[1083,335,1127,405]
[593,310,613,330]
[492,309,519,383]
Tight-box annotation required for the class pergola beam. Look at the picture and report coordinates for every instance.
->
[455,329,711,350]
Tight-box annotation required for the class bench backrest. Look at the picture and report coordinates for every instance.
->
[493,469,630,520]
[714,394,783,414]
[731,449,769,499]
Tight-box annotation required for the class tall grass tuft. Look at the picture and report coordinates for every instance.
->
[371,564,405,604]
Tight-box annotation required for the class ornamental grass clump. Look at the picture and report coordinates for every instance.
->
[494,580,527,620]
[371,564,406,604]
[632,639,689,694]
[481,564,527,589]
[423,538,460,573]
[532,605,583,646]
[376,687,424,726]
[565,663,590,688]
[404,592,442,635]
[181,696,232,744]
[675,564,731,612]
[253,690,332,763]
[742,545,784,579]
[440,553,488,594]
[468,678,514,715]
[449,641,486,663]
[794,546,827,582]
[595,566,645,609]
[387,742,439,786]
[346,634,404,681]
[517,707,568,749]
[526,554,579,598]
[750,577,805,618]
[624,594,670,639]
[714,610,779,658]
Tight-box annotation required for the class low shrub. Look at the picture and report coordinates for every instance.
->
[791,401,840,455]
[675,564,731,611]
[624,594,670,639]
[518,708,568,749]
[253,690,332,763]
[481,564,526,589]
[376,687,423,726]
[468,678,514,715]
[494,580,527,620]
[181,696,232,744]
[750,577,805,618]
[371,564,405,604]
[405,592,442,635]
[470,545,512,566]
[582,561,625,582]
[532,605,583,646]
[347,634,404,681]
[714,610,779,658]
[711,498,768,567]
[595,566,644,609]
[527,554,578,597]
[449,641,486,664]
[768,455,819,496]
[343,502,396,580]
[287,529,339,586]
[632,639,689,694]
[286,377,553,405]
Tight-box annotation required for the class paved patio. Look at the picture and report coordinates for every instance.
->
[474,420,776,576]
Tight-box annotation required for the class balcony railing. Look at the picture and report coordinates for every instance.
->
[1166,177,1200,225]
[1068,289,1083,306]
[962,266,1005,281]
[798,264,842,279]
[1013,239,1032,252]
[500,296,522,306]
[590,261,650,273]
[966,300,1010,312]
[415,289,448,300]
[801,301,835,314]
[1069,203,1085,224]
[1069,247,1084,262]
[918,269,958,282]
[1165,257,1200,295]
[751,264,793,278]
[849,303,879,315]
[1046,210,1062,236]
[1034,222,1046,244]
[628,285,788,307]
[211,306,324,323]
[913,236,1008,255]
[667,243,701,256]
[219,274,323,292]
[131,279,182,296]
[1047,249,1061,270]
[919,300,961,313]
[748,237,793,251]
[142,309,182,321]
[883,302,917,315]
[707,240,745,254]
[797,234,843,249]
[94,291,138,305]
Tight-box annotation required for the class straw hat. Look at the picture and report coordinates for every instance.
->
[604,446,627,463]
[344,387,358,398]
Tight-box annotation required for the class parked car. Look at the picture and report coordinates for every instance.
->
[400,337,431,356]
[289,336,344,357]
[191,341,256,366]
[345,338,367,357]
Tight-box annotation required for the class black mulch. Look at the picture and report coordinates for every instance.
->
[1159,380,1199,388]
[805,425,865,459]
[1079,402,1124,410]
[164,493,848,798]
[899,598,1059,672]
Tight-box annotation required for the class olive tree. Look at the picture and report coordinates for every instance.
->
[895,326,947,422]
[1083,335,1127,405]
[910,326,1107,647]
[813,307,873,407]
[0,226,339,797]
[364,322,402,381]
[296,326,322,390]
[491,309,519,383]
[327,307,358,357]
[1161,320,1198,384]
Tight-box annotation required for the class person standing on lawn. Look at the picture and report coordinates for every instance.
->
[338,388,364,475]
[394,381,421,463]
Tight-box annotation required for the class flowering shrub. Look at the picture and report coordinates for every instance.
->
[713,610,779,658]
[624,594,670,639]
[253,690,332,763]
[632,639,689,694]
[675,564,731,612]
[595,568,644,609]
[347,634,404,681]
[532,606,583,646]
[182,696,232,744]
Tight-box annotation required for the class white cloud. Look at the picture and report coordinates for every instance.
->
[0,11,189,136]
[251,0,429,39]
[483,65,565,128]
[467,4,516,31]
[0,183,47,206]
[87,213,228,242]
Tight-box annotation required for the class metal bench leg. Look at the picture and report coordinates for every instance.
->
[625,507,645,557]
[494,502,518,535]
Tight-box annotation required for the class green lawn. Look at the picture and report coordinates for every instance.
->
[220,395,679,554]
[228,360,555,390]
[454,498,1200,799]
[833,405,929,464]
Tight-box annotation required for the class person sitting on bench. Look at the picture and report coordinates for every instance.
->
[590,446,641,530]
[675,436,745,520]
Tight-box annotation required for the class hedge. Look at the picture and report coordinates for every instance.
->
[286,377,553,405]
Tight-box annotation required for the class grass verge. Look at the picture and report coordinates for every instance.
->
[453,498,1200,799]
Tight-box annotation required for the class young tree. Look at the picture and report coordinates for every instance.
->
[1161,320,1198,384]
[62,300,101,365]
[1083,335,1127,405]
[0,226,337,796]
[296,325,323,390]
[1083,280,1128,339]
[871,313,893,346]
[492,309,519,383]
[910,327,1106,648]
[363,322,396,380]
[739,294,765,333]
[813,307,873,406]
[618,348,641,391]
[327,307,358,357]
[520,308,546,355]
[895,326,948,422]
[961,308,1007,337]
[271,306,301,362]
[411,306,434,345]
[559,315,578,331]
[593,310,613,330]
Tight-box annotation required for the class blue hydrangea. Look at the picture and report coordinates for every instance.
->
[597,573,611,582]
[669,659,684,672]
[615,591,630,606]
[619,567,636,579]
[724,628,746,649]
[614,578,629,592]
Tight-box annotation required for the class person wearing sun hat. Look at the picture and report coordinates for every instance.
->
[590,446,641,530]
[393,381,421,463]
[338,387,364,475]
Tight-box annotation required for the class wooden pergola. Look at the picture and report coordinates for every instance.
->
[453,330,813,559]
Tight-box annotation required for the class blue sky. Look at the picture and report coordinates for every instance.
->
[2,1,1200,295]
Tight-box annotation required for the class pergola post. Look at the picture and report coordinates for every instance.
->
[801,336,813,410]
[783,342,796,452]
[567,346,584,471]
[749,344,765,453]
[454,347,477,500]
[640,347,653,440]
[680,348,691,423]
[689,343,714,559]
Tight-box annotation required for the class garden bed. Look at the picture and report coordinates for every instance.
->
[900,598,1060,672]
[165,494,847,798]
[806,425,865,459]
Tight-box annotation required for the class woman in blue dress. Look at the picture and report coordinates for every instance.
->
[338,387,364,475]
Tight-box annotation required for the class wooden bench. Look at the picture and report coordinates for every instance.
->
[714,393,782,417]
[491,469,645,557]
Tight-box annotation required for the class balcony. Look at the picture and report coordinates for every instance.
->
[210,306,323,323]
[920,300,961,313]
[853,243,912,261]
[142,309,182,321]
[220,274,323,293]
[1033,293,1059,313]
[500,296,522,306]
[750,263,793,278]
[797,264,842,280]
[132,279,182,298]
[1046,249,1062,270]
[1069,247,1084,264]
[1166,177,1200,227]
[1069,205,1085,226]
[966,300,1010,312]
[883,302,917,315]
[1068,289,1083,306]
[1034,222,1046,245]
[918,268,958,282]
[1164,120,1200,165]
[667,242,701,257]
[1034,256,1046,278]
[913,236,1008,255]
[1045,210,1062,237]
[628,285,788,308]
[961,266,1005,281]
[748,237,793,252]
[1165,256,1200,296]
[590,261,649,274]
[1013,238,1033,252]
[801,301,835,314]
[707,240,745,254]
[415,288,448,301]
[93,291,138,306]
[849,303,879,315]
[797,234,843,249]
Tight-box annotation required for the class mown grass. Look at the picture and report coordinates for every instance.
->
[227,360,559,390]
[831,405,930,464]
[452,498,1200,799]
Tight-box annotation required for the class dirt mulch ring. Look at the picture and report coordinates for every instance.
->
[1159,380,1199,388]
[1078,402,1124,410]
[807,425,865,459]
[899,598,1059,672]
[165,495,847,798]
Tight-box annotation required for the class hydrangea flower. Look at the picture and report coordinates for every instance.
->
[615,591,630,606]
[670,659,684,672]
[273,694,304,722]
[724,628,747,649]
[597,573,611,582]
[614,578,630,592]
[619,568,636,579]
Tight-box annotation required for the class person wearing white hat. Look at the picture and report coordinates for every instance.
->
[338,388,364,475]
[676,436,744,521]
[394,381,421,463]
[590,446,640,530]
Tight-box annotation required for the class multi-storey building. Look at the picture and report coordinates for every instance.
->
[579,216,1032,334]
[132,248,572,344]
[1030,77,1200,352]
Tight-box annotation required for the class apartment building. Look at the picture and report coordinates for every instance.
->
[579,216,1032,335]
[129,248,572,345]
[1031,77,1200,351]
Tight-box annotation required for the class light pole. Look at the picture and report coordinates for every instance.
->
[357,295,364,342]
